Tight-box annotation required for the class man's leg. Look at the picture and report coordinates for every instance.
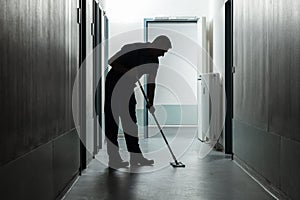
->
[104,71,128,167]
[122,94,142,153]
[122,94,154,166]
[105,104,120,159]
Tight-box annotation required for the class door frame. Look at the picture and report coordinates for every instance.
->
[144,18,199,138]
[79,0,87,172]
[225,0,233,155]
[102,15,109,145]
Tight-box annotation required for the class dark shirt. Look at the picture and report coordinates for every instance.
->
[108,42,159,105]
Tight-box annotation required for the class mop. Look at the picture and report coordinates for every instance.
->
[137,79,185,168]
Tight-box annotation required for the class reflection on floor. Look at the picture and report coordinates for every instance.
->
[64,128,274,200]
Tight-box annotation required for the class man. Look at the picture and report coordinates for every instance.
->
[105,35,172,168]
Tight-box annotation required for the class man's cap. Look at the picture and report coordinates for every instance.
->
[151,35,172,51]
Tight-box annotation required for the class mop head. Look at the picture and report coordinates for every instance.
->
[170,161,185,168]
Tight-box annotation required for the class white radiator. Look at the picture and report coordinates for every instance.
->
[197,73,223,144]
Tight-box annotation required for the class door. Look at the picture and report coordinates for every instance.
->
[145,19,200,138]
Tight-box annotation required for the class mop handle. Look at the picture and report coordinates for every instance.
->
[137,79,178,163]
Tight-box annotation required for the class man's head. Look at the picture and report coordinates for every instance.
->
[151,35,172,57]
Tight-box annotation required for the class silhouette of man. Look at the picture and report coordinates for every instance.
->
[105,35,172,168]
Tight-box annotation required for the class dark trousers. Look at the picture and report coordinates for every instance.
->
[104,69,142,161]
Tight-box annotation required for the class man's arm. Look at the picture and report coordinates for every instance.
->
[147,63,159,107]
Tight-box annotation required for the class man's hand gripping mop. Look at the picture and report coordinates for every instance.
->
[137,78,185,168]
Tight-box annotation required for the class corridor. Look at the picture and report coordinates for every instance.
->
[1,0,300,199]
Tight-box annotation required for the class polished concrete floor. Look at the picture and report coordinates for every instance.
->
[64,128,274,200]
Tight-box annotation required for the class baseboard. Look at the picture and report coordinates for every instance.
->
[56,172,79,200]
[234,155,290,200]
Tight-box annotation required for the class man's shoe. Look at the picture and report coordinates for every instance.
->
[108,160,129,168]
[130,156,154,166]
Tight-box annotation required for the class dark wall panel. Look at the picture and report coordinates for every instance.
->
[0,0,82,198]
[0,142,54,200]
[70,0,80,130]
[234,0,300,199]
[233,120,265,175]
[280,138,300,200]
[269,0,300,141]
[0,130,80,199]
[0,0,79,166]
[233,120,280,188]
[233,0,269,129]
[53,130,80,197]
